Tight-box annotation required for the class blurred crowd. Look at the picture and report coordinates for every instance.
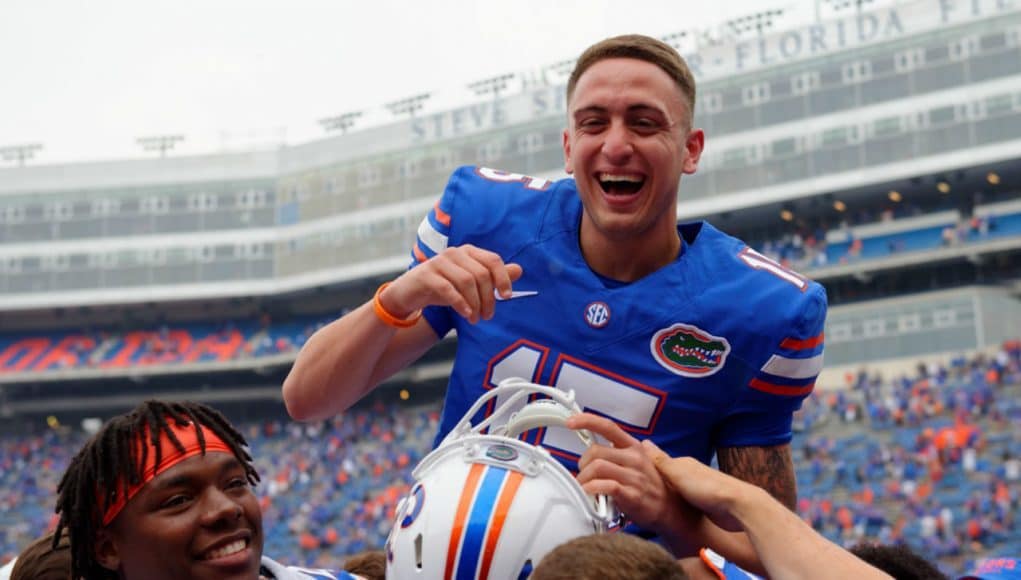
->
[1,342,1020,575]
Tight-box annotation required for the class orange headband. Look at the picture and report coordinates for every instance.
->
[101,421,234,526]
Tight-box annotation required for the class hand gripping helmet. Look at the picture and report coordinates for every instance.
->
[385,378,620,580]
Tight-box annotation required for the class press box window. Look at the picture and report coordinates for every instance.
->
[841,60,873,83]
[871,117,903,138]
[741,82,771,106]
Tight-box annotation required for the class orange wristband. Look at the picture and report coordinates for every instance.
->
[373,282,422,328]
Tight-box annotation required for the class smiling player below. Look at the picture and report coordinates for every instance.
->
[283,34,827,573]
[54,399,359,580]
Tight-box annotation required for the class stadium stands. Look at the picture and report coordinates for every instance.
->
[0,344,1017,575]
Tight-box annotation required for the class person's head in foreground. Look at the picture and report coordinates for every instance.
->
[530,533,687,580]
[563,34,703,257]
[54,399,261,580]
[342,551,384,580]
[849,543,949,580]
[10,530,71,580]
[958,557,1021,580]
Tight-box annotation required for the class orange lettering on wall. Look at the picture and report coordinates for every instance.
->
[101,332,148,369]
[0,338,51,372]
[183,330,244,363]
[32,336,97,371]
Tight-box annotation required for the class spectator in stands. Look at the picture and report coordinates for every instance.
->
[8,531,70,580]
[52,399,359,580]
[531,533,687,580]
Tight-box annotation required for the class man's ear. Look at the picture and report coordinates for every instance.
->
[682,128,705,175]
[562,128,574,175]
[94,527,122,572]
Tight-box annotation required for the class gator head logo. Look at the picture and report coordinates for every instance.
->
[651,323,730,377]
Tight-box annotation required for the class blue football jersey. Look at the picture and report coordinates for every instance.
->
[411,166,827,469]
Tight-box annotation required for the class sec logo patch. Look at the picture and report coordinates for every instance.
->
[584,301,610,328]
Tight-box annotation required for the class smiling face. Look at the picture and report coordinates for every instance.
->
[95,452,263,580]
[563,57,704,268]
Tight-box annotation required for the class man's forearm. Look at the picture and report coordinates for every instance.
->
[717,444,798,510]
[731,486,892,580]
[282,301,400,420]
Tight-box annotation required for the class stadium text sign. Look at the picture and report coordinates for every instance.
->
[408,0,1016,144]
[687,0,1015,78]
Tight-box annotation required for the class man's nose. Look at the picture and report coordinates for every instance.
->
[601,121,634,163]
[200,489,244,526]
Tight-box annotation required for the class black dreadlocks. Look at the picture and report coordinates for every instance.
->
[53,400,260,580]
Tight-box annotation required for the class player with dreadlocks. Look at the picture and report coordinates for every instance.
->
[53,399,359,580]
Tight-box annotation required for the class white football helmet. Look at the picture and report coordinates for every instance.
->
[385,378,620,580]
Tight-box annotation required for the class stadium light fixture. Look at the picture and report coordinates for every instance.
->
[725,9,785,37]
[987,172,1001,185]
[136,135,184,158]
[815,0,875,21]
[545,59,576,79]
[319,111,363,134]
[821,0,875,11]
[661,30,690,52]
[468,73,516,100]
[385,93,432,119]
[0,143,43,167]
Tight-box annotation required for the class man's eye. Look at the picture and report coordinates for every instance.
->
[227,478,248,489]
[631,118,661,130]
[579,119,607,130]
[161,495,190,509]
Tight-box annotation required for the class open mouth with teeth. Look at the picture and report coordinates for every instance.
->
[201,538,250,561]
[598,173,645,196]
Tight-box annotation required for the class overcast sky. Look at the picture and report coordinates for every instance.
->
[1,0,811,165]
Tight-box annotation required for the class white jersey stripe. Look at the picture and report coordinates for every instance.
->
[760,352,825,379]
[417,217,449,254]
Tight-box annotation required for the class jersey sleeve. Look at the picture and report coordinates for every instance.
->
[405,166,556,339]
[716,282,827,448]
[408,168,467,339]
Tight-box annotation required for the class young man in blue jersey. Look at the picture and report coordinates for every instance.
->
[284,34,826,573]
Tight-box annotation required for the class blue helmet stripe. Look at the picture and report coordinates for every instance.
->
[456,466,508,580]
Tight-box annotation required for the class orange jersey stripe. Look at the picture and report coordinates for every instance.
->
[749,378,815,396]
[478,471,525,580]
[413,244,428,263]
[445,463,486,580]
[433,201,452,227]
[780,333,824,350]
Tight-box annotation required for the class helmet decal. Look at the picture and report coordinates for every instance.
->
[400,483,426,529]
[484,444,519,462]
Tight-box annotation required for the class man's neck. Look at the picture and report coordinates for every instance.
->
[579,223,682,283]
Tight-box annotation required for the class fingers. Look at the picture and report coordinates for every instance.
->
[577,458,652,515]
[432,246,523,323]
[567,413,640,449]
[643,440,691,494]
[642,439,674,478]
